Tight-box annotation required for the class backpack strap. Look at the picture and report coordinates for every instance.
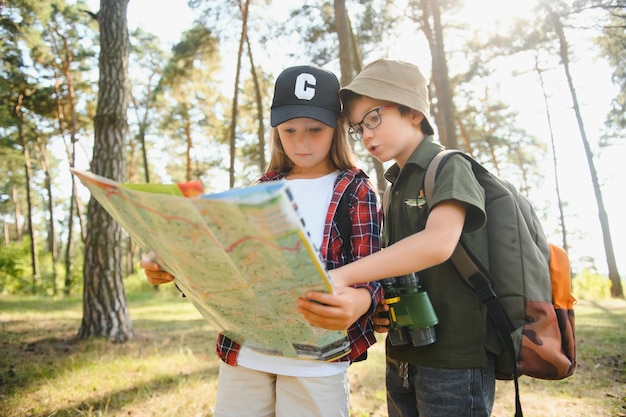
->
[424,151,496,291]
[336,179,356,259]
[424,150,523,417]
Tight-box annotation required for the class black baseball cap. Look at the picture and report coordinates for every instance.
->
[270,65,341,128]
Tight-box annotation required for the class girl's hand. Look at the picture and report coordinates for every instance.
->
[140,252,175,285]
[297,287,370,331]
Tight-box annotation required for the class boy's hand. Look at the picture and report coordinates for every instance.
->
[372,302,390,333]
[297,287,368,331]
[327,269,348,288]
[140,252,175,285]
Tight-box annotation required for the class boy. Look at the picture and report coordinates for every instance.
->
[298,59,496,417]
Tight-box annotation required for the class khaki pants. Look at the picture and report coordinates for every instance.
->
[213,361,350,417]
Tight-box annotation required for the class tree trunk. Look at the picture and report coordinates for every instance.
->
[548,8,623,298]
[245,35,266,172]
[185,115,192,181]
[129,92,151,184]
[64,185,76,295]
[53,70,75,295]
[535,57,569,253]
[79,0,134,342]
[334,0,357,86]
[52,34,83,295]
[37,138,58,295]
[15,92,40,293]
[229,0,250,188]
[11,185,23,241]
[420,0,458,150]
[334,0,386,194]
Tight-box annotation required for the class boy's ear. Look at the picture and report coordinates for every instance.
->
[410,110,425,127]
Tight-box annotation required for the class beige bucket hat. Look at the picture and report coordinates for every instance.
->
[340,59,436,135]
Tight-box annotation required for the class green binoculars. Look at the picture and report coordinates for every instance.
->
[381,273,439,347]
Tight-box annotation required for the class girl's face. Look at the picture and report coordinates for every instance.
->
[277,117,335,177]
[346,96,424,168]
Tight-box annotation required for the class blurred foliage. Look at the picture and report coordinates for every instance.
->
[0,239,83,296]
[0,240,31,294]
[571,269,613,301]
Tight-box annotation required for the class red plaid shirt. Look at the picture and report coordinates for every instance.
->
[217,167,383,365]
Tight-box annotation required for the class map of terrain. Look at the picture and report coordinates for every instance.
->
[72,169,350,361]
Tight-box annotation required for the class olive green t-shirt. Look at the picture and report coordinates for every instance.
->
[383,136,494,368]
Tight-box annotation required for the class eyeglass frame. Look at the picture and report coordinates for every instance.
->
[347,105,397,142]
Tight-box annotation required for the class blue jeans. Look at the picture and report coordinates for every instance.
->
[386,355,495,417]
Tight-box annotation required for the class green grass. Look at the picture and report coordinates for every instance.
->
[0,291,624,417]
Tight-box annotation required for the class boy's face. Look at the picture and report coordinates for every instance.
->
[345,96,425,167]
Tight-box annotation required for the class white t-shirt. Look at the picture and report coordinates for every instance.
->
[237,170,349,377]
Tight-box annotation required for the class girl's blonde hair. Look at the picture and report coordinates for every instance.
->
[266,116,358,173]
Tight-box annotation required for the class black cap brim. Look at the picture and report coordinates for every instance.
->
[270,105,338,128]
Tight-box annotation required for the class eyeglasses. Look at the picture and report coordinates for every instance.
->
[348,105,396,142]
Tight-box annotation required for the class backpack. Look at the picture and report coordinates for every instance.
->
[423,149,577,417]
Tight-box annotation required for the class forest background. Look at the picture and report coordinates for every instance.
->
[2,0,625,300]
[1,0,625,415]
[1,0,625,345]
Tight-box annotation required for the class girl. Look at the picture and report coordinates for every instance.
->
[142,65,383,417]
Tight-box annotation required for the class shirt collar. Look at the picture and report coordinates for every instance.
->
[384,136,444,183]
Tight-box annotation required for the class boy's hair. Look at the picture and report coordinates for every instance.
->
[266,116,358,173]
[340,59,436,136]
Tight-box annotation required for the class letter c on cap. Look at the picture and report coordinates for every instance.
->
[294,73,316,100]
